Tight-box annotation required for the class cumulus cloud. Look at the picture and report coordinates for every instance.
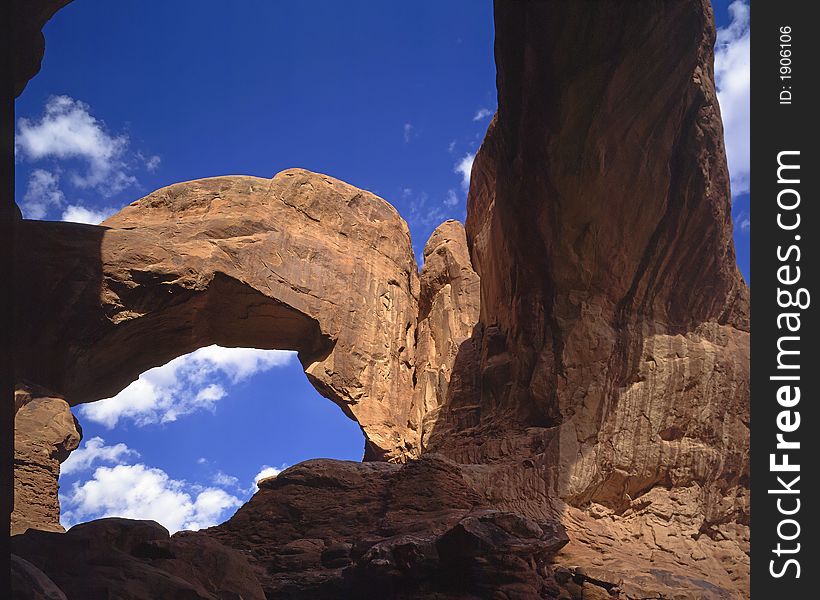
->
[455,152,475,192]
[714,0,750,196]
[61,437,139,476]
[21,169,64,219]
[61,204,116,225]
[403,122,413,143]
[444,189,459,207]
[251,465,285,493]
[16,95,136,196]
[473,107,493,121]
[60,463,243,533]
[79,346,295,428]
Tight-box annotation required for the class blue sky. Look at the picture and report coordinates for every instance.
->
[14,1,749,533]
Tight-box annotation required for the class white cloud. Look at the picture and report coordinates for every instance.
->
[447,140,456,154]
[405,190,446,229]
[16,95,136,196]
[251,465,285,493]
[403,123,413,143]
[21,169,64,219]
[444,189,459,207]
[473,108,493,121]
[188,346,293,384]
[735,211,750,232]
[79,346,295,428]
[715,1,750,196]
[60,463,242,533]
[61,437,139,476]
[197,457,208,465]
[213,471,240,488]
[455,152,475,192]
[61,204,116,225]
[145,154,161,171]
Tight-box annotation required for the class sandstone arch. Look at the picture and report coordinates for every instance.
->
[14,169,421,462]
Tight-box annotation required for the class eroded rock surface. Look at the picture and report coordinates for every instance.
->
[12,385,82,535]
[425,1,750,597]
[14,169,420,461]
[11,0,750,598]
[11,518,266,600]
[409,220,480,453]
[205,455,569,599]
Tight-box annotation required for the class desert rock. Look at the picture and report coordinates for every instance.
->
[12,386,82,535]
[10,0,750,598]
[14,169,420,462]
[11,518,266,600]
[425,1,750,597]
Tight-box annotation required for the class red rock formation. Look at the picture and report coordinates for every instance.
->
[14,170,420,462]
[10,0,750,598]
[11,518,266,599]
[12,385,81,535]
[410,220,480,453]
[426,1,750,597]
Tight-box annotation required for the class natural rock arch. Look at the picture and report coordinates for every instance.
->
[14,169,421,462]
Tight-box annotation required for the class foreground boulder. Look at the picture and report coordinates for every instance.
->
[11,518,266,600]
[204,455,570,599]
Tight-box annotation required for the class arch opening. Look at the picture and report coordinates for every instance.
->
[55,344,365,534]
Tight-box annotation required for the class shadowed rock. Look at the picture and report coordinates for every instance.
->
[426,1,750,597]
[11,0,750,598]
[11,518,266,600]
[15,169,420,462]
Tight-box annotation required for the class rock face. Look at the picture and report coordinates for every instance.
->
[12,0,74,97]
[14,169,420,462]
[409,221,480,453]
[205,455,570,599]
[11,0,750,598]
[425,1,750,597]
[10,554,68,600]
[12,385,82,535]
[11,518,266,600]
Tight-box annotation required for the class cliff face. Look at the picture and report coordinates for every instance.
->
[12,1,750,599]
[425,1,750,596]
[12,0,73,97]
